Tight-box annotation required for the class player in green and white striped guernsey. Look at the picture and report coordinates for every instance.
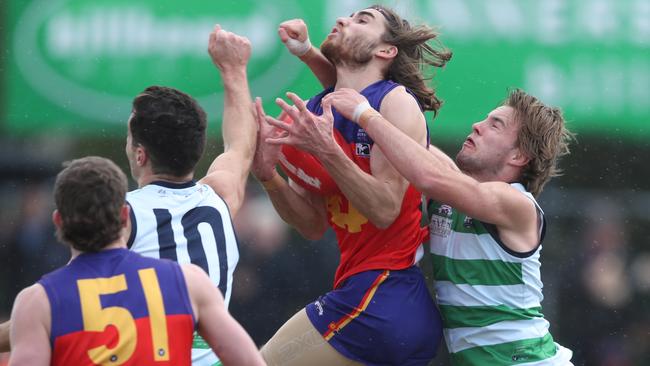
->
[427,190,569,364]
[324,88,574,364]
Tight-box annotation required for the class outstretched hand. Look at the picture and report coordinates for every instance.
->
[264,92,338,157]
[251,98,285,181]
[208,25,251,72]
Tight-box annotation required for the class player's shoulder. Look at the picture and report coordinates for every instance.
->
[379,85,426,135]
[180,262,206,278]
[126,185,152,203]
[196,175,224,195]
[11,284,49,337]
[179,263,213,294]
[38,258,80,284]
[14,283,48,310]
[383,85,420,109]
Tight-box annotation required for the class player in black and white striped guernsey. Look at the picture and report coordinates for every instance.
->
[124,26,257,366]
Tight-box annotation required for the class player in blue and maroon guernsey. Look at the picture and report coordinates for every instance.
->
[8,156,265,366]
[253,5,452,366]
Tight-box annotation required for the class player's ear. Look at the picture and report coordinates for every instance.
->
[135,145,148,167]
[510,148,530,167]
[376,45,397,60]
[120,204,130,228]
[52,210,62,229]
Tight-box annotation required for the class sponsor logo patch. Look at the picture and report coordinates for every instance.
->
[355,143,371,157]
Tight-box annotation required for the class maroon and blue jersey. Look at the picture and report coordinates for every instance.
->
[280,80,428,289]
[39,248,195,366]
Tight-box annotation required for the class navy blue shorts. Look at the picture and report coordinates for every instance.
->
[305,266,443,366]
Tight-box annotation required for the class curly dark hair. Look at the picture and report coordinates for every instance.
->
[130,86,207,177]
[54,156,127,252]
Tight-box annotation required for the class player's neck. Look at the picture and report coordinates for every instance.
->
[464,167,521,185]
[137,172,194,188]
[69,239,127,260]
[334,65,384,92]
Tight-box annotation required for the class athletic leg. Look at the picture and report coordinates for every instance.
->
[261,309,363,366]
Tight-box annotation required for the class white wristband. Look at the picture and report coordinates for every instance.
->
[352,101,372,123]
[285,37,312,57]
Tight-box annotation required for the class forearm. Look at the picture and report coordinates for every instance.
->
[300,48,336,88]
[319,146,401,228]
[261,174,327,239]
[200,322,264,366]
[220,70,256,165]
[362,113,453,198]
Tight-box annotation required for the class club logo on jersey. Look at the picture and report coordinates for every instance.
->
[355,143,371,157]
[463,216,474,228]
[437,205,453,217]
[430,204,453,237]
[430,215,452,238]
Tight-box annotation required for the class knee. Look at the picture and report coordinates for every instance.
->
[260,343,275,366]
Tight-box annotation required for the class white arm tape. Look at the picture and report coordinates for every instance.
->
[352,101,372,123]
[285,37,312,57]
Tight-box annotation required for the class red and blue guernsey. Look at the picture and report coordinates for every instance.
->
[280,80,428,289]
[38,248,195,366]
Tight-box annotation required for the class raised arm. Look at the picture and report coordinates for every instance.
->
[8,285,51,366]
[266,89,427,229]
[200,26,256,218]
[279,19,336,88]
[326,89,539,252]
[251,101,329,240]
[182,264,266,366]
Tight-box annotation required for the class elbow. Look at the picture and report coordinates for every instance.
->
[371,203,401,229]
[373,216,397,230]
[412,173,439,200]
[300,231,325,241]
[298,228,327,241]
[411,171,434,194]
[298,223,328,241]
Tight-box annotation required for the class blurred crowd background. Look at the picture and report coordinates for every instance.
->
[1,0,649,365]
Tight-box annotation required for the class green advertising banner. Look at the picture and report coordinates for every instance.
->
[2,0,649,140]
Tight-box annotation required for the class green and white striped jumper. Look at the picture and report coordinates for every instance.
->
[427,183,572,365]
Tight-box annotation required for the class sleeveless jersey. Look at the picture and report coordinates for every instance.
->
[39,248,195,366]
[428,183,572,365]
[127,180,239,365]
[280,80,428,289]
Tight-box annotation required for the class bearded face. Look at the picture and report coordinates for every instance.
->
[320,32,379,68]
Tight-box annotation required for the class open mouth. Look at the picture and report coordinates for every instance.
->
[328,27,339,37]
[464,137,475,148]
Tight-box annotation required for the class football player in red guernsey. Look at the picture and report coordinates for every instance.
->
[253,5,452,366]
